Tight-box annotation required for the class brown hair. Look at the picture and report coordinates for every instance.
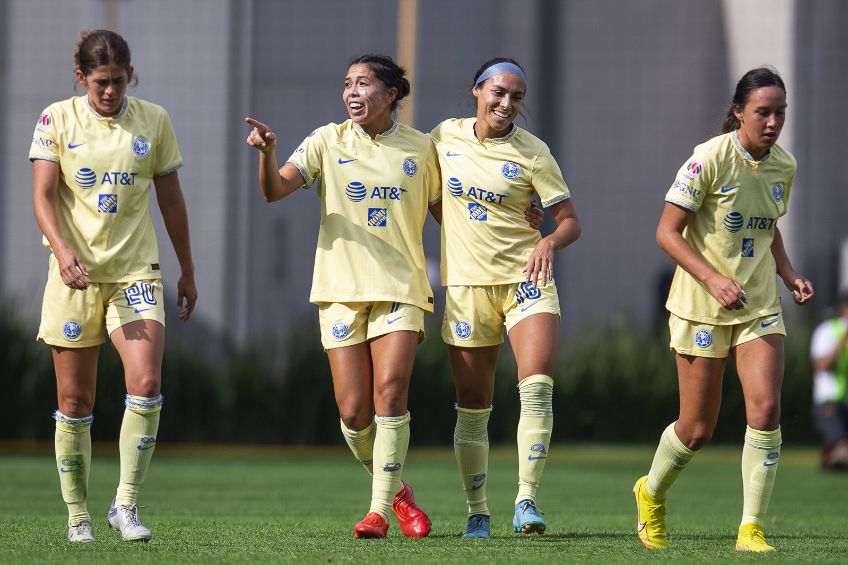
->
[75,29,135,83]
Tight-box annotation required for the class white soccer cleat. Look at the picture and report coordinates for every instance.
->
[68,520,95,542]
[107,499,152,542]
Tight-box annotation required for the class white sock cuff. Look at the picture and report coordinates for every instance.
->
[53,410,93,431]
[518,374,553,416]
[125,394,164,414]
[375,411,411,428]
[455,405,491,444]
[663,422,695,456]
[744,426,782,449]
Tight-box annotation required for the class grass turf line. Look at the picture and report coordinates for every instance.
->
[0,445,845,563]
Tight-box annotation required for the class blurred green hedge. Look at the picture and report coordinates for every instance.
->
[1,306,816,445]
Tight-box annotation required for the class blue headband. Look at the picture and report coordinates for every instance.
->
[475,62,527,85]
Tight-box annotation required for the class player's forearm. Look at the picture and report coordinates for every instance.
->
[32,164,72,255]
[154,175,195,275]
[770,226,798,283]
[257,151,286,202]
[657,229,718,285]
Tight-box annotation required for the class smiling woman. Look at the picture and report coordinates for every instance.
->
[244,54,437,540]
[430,57,581,539]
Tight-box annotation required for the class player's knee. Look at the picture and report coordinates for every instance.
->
[746,398,780,430]
[679,422,714,450]
[58,391,95,417]
[127,373,161,398]
[339,407,372,431]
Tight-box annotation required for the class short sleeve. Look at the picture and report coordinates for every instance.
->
[154,109,183,176]
[664,151,716,212]
[287,127,326,187]
[531,150,570,208]
[29,108,60,163]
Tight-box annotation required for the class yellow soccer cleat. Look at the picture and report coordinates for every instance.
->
[735,522,776,553]
[633,475,668,549]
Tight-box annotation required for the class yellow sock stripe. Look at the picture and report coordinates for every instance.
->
[518,374,554,416]
[744,426,782,449]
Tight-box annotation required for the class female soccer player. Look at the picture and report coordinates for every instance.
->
[431,58,581,538]
[245,54,436,539]
[632,67,814,552]
[30,30,197,543]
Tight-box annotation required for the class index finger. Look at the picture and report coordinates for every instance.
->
[245,117,271,132]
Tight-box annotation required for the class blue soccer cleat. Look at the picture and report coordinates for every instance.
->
[512,499,546,534]
[463,514,491,538]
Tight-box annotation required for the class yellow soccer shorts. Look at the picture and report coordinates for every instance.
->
[38,260,165,347]
[442,281,561,347]
[668,311,786,358]
[318,301,426,349]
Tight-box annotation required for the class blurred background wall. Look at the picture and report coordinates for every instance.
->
[3,0,848,445]
[2,0,847,353]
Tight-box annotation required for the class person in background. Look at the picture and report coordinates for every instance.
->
[810,290,848,470]
[31,29,197,543]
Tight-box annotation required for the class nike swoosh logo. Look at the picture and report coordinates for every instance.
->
[471,482,486,490]
[760,319,779,328]
[387,316,404,325]
[134,307,153,313]
[637,521,647,533]
[59,468,75,473]
[68,142,85,149]
[338,158,357,164]
[446,151,463,157]
[528,455,547,461]
[719,184,740,193]
[520,302,538,312]
[763,460,779,467]
[137,445,155,451]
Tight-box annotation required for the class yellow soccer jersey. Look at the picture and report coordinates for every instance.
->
[431,118,571,286]
[287,120,440,311]
[29,96,182,282]
[664,131,796,324]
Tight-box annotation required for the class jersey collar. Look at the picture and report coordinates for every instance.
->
[85,96,129,120]
[353,121,398,139]
[731,130,771,163]
[467,118,518,144]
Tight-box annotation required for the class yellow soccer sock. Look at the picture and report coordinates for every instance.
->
[741,426,781,526]
[340,419,376,475]
[454,405,492,516]
[115,394,162,507]
[515,375,554,504]
[369,412,410,519]
[54,411,93,525]
[646,422,696,500]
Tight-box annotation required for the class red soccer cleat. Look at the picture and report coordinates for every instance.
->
[353,512,389,539]
[392,481,431,538]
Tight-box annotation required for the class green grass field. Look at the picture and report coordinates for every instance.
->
[1,445,845,563]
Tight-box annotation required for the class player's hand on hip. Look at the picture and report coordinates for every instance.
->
[176,272,198,321]
[705,273,747,310]
[245,117,277,153]
[56,247,89,290]
[525,201,544,230]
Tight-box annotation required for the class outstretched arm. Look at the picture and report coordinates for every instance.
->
[245,117,306,202]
